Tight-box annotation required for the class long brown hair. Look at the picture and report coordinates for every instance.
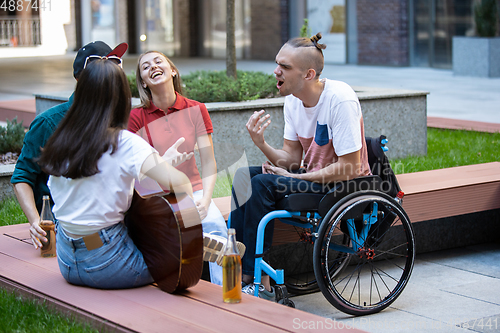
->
[136,51,184,108]
[39,59,131,179]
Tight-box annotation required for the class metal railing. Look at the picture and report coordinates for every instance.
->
[0,18,41,47]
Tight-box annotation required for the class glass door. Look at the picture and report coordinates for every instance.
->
[90,0,116,47]
[412,0,474,68]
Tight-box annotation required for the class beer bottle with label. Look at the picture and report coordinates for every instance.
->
[40,195,56,258]
[222,228,242,303]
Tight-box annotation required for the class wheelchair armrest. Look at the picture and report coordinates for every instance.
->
[318,175,383,217]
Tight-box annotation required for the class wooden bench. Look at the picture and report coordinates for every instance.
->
[0,223,366,333]
[397,162,500,222]
[213,162,500,240]
[2,163,498,332]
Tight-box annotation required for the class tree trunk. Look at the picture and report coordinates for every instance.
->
[226,0,237,79]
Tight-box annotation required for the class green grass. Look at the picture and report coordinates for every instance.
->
[0,127,498,330]
[0,195,28,226]
[391,128,500,174]
[0,288,99,332]
[212,171,233,199]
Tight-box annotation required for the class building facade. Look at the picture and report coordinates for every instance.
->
[0,0,72,57]
[1,0,498,69]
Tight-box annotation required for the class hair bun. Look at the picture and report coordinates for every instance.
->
[310,33,322,43]
[310,32,326,50]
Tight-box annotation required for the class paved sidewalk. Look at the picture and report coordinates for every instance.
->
[291,243,500,333]
[0,54,499,123]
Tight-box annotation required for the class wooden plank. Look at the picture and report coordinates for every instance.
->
[397,163,500,222]
[0,254,220,333]
[0,275,134,333]
[0,98,36,127]
[0,229,284,332]
[401,182,500,223]
[397,162,500,194]
[0,224,365,333]
[213,196,231,221]
[427,116,500,133]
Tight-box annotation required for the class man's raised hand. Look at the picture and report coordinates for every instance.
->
[246,110,271,148]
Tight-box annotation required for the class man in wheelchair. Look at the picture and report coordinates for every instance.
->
[230,32,371,300]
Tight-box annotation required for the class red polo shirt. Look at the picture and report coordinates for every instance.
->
[128,93,213,192]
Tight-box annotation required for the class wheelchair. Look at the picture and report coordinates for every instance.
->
[231,136,416,316]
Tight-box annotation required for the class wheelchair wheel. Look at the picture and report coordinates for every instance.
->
[313,191,415,316]
[265,220,320,294]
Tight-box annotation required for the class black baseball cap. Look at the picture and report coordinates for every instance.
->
[73,41,128,78]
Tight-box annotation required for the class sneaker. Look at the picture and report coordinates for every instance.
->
[203,232,246,264]
[242,283,275,301]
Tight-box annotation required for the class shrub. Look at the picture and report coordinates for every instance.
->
[127,71,139,98]
[127,69,278,103]
[181,70,279,103]
[0,117,25,154]
[474,0,498,37]
[300,18,312,38]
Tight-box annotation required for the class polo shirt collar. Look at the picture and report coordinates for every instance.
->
[145,92,186,115]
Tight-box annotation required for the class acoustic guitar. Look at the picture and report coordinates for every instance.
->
[124,191,203,293]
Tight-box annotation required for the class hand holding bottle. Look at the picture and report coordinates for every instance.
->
[30,222,46,250]
[39,195,56,257]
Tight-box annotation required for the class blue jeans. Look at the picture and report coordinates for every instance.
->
[56,222,154,289]
[230,166,330,276]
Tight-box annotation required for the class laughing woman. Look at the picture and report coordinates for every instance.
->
[38,59,193,289]
[127,51,242,286]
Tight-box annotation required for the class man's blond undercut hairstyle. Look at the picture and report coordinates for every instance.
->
[285,32,326,78]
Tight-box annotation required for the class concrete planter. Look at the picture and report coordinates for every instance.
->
[207,87,428,172]
[35,87,428,173]
[0,164,15,201]
[452,36,500,77]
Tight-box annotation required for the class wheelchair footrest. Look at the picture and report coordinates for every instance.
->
[275,285,295,308]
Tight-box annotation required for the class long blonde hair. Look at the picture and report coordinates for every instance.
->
[136,51,184,108]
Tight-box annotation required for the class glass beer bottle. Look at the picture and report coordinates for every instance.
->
[40,195,56,258]
[222,228,242,303]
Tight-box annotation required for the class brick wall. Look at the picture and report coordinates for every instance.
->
[250,0,283,60]
[357,0,409,66]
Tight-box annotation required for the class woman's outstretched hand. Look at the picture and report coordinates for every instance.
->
[162,137,194,167]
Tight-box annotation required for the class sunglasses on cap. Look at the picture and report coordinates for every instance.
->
[83,55,123,69]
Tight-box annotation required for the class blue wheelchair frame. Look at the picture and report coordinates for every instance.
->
[229,201,381,297]
[227,136,393,298]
